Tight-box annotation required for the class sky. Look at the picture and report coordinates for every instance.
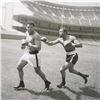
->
[1,0,100,4]
[47,0,100,3]
[1,0,100,8]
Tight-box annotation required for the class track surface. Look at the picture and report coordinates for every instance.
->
[1,38,100,100]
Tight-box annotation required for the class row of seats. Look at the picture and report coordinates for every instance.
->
[13,14,100,32]
[23,1,100,20]
[13,14,100,28]
[21,1,100,27]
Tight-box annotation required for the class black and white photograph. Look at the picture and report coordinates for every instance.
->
[1,0,100,100]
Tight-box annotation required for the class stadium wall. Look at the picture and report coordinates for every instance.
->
[12,20,100,39]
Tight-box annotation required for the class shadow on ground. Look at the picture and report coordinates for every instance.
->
[15,88,72,100]
[64,86,100,100]
[14,86,100,100]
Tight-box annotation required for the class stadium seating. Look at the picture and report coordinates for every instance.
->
[13,0,100,38]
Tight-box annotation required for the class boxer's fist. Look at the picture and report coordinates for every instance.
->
[41,37,48,42]
[21,39,28,46]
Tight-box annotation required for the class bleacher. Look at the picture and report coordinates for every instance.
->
[13,0,100,39]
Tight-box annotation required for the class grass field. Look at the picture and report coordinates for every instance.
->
[1,38,100,100]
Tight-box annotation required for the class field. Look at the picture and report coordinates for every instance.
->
[1,37,100,100]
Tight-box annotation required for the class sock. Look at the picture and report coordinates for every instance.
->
[62,77,65,83]
[78,72,84,77]
[45,80,49,83]
[20,81,24,83]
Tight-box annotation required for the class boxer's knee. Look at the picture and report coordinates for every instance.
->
[17,65,23,71]
[60,62,69,72]
[60,66,65,73]
[17,60,27,71]
[69,68,73,73]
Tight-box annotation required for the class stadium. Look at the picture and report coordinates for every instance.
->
[1,0,100,100]
[13,0,100,38]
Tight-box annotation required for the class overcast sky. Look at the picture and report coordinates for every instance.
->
[2,0,100,3]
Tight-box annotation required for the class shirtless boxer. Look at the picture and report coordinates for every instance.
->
[14,22,51,90]
[41,27,89,88]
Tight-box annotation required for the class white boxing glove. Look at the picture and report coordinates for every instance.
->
[41,37,48,42]
[21,39,28,49]
[21,39,28,45]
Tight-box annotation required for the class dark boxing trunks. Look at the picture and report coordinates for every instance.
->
[29,50,39,54]
[66,53,78,64]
